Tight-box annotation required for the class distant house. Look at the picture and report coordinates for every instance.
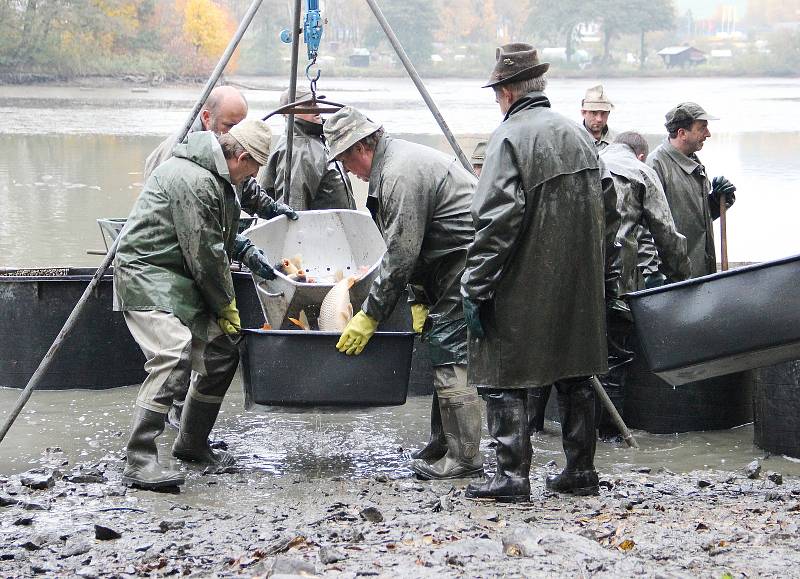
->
[657,46,707,68]
[348,48,370,68]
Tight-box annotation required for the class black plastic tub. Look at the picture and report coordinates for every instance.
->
[232,271,264,329]
[0,267,147,389]
[627,254,800,386]
[381,295,434,396]
[240,329,414,407]
[753,359,800,458]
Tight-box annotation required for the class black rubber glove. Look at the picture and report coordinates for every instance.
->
[232,234,276,280]
[463,297,485,339]
[710,176,736,208]
[240,178,299,221]
[266,199,299,221]
[643,271,667,289]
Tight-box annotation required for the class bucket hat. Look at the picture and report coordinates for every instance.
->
[324,106,382,160]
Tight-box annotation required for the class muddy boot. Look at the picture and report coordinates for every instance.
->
[122,406,185,490]
[465,390,530,503]
[527,385,551,433]
[411,393,447,462]
[411,393,483,480]
[166,398,184,430]
[546,378,599,496]
[172,396,235,467]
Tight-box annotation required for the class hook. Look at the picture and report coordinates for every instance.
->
[305,60,321,85]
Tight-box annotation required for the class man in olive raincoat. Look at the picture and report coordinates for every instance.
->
[461,44,608,501]
[324,106,483,481]
[142,86,297,428]
[595,131,692,439]
[114,120,279,491]
[647,103,736,278]
[257,89,355,211]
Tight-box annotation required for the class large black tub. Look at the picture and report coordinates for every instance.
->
[240,329,414,407]
[627,254,800,386]
[753,359,800,458]
[0,268,265,390]
[0,267,146,389]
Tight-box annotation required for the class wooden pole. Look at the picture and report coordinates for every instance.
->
[590,376,639,449]
[719,193,729,271]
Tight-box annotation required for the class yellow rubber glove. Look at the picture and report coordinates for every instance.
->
[336,311,379,355]
[217,299,241,336]
[411,303,429,334]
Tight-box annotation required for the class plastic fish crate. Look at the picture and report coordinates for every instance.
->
[627,254,800,386]
[240,329,414,407]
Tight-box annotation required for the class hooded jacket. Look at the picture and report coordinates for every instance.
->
[462,92,608,389]
[364,135,476,366]
[257,119,355,211]
[114,131,239,336]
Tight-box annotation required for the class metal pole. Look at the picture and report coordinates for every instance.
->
[0,237,120,444]
[590,376,639,449]
[284,0,303,204]
[364,0,474,176]
[0,2,266,446]
[173,0,266,147]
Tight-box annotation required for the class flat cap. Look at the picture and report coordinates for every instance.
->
[323,106,382,161]
[665,102,718,128]
[229,119,272,166]
[582,84,614,111]
[471,141,487,166]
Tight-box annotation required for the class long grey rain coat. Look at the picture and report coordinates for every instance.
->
[647,139,716,277]
[600,143,691,298]
[363,135,476,366]
[115,131,240,338]
[257,119,355,211]
[462,92,608,390]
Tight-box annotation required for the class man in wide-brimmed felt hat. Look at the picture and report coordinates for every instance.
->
[461,43,609,501]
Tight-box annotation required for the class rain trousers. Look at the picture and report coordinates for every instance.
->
[363,135,476,366]
[461,92,608,389]
[114,131,240,337]
[600,143,691,297]
[647,139,716,277]
[257,119,355,211]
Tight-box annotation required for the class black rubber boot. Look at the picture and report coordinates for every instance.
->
[465,390,530,503]
[546,378,599,496]
[527,385,552,433]
[172,396,235,467]
[411,393,448,462]
[122,406,185,490]
[411,393,484,480]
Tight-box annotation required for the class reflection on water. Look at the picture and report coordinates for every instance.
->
[2,380,799,481]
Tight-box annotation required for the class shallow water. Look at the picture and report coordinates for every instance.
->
[2,379,799,485]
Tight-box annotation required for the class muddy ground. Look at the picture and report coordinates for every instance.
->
[2,388,799,578]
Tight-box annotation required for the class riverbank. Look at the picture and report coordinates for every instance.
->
[1,433,798,577]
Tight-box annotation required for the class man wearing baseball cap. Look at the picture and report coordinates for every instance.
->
[461,43,608,501]
[324,105,484,482]
[114,119,278,491]
[647,103,736,277]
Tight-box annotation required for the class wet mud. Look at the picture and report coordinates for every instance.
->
[2,384,799,577]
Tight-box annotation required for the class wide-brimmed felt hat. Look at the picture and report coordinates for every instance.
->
[324,106,382,160]
[483,43,550,88]
[582,84,614,111]
[229,119,272,165]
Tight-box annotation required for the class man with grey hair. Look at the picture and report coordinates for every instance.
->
[462,43,608,501]
[595,131,691,439]
[257,89,354,211]
[115,119,278,491]
[324,105,483,481]
[647,103,736,278]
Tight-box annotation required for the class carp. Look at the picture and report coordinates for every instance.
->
[318,275,358,332]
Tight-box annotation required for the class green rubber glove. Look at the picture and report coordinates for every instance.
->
[463,297,485,339]
[217,299,241,336]
[336,311,379,355]
[411,303,429,334]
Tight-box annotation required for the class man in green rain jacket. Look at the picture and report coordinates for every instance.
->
[461,44,608,502]
[324,106,483,481]
[114,120,277,491]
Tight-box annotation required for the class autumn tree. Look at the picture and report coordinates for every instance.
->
[182,0,238,72]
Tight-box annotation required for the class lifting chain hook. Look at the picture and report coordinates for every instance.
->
[305,58,321,88]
